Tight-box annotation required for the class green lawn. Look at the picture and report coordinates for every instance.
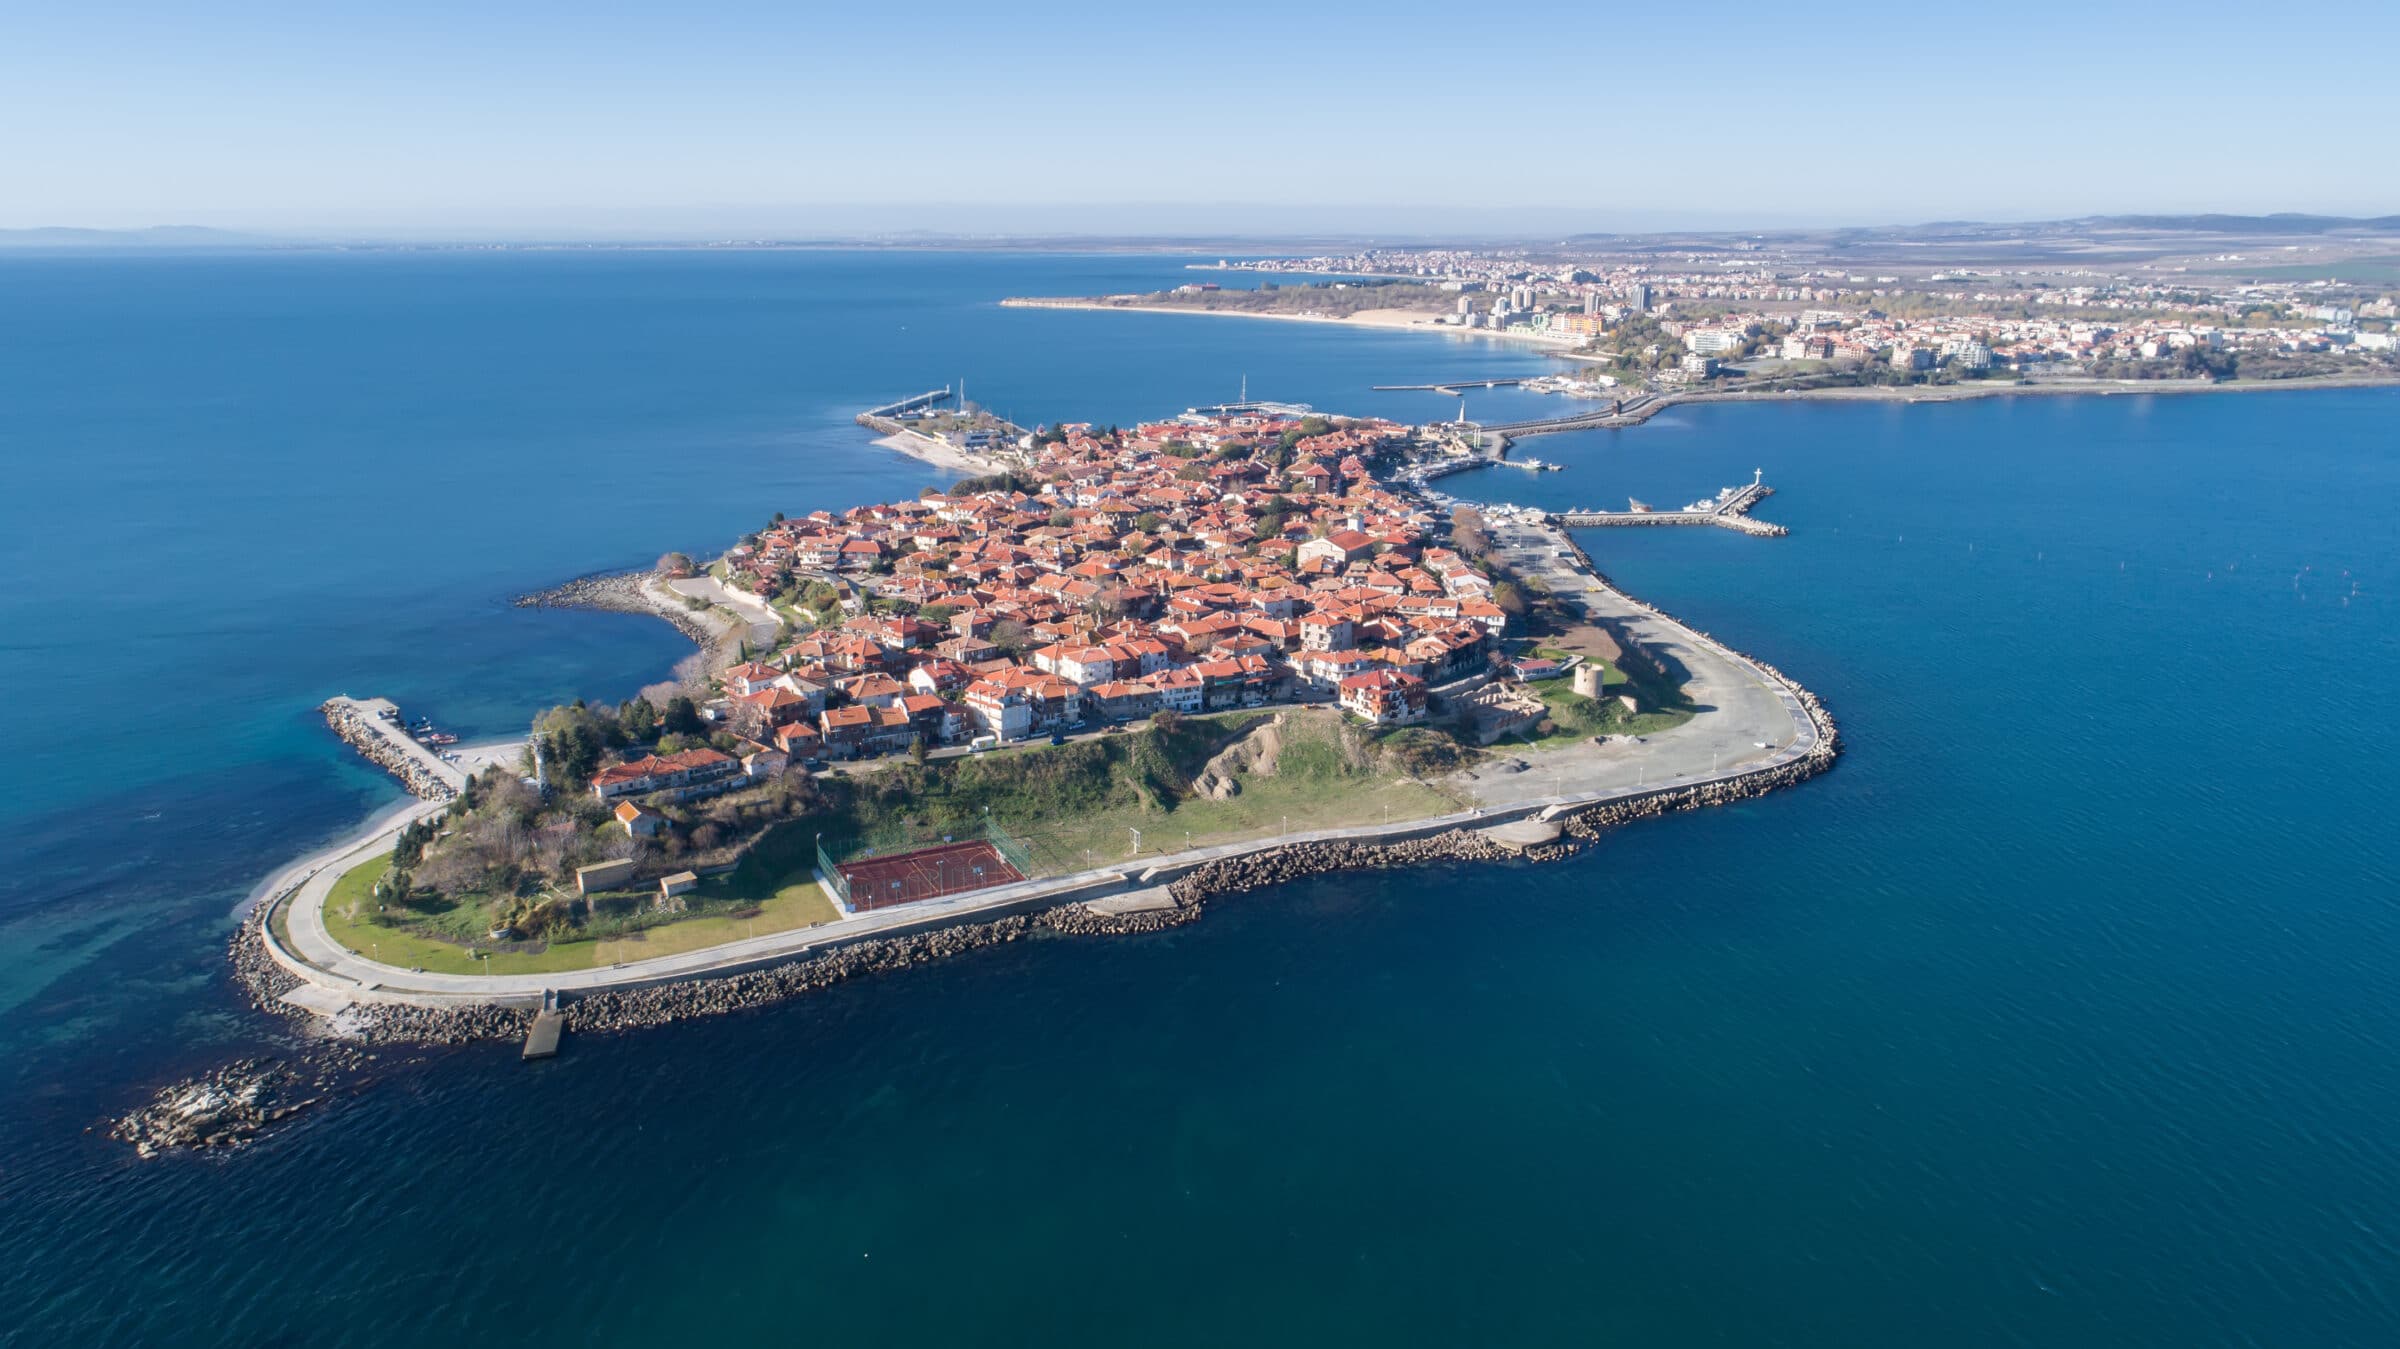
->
[317,851,842,977]
[1005,713,1465,873]
[1506,682,1694,752]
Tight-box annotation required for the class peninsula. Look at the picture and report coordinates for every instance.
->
[1005,232,2400,400]
[244,400,1837,1047]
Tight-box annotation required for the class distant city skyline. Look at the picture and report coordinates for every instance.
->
[8,0,2395,234]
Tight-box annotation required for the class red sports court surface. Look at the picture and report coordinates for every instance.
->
[837,840,1024,912]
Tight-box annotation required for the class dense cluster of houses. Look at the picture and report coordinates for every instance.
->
[674,409,1508,766]
[1211,247,2400,376]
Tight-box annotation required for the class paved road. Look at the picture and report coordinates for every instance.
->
[1463,520,1807,807]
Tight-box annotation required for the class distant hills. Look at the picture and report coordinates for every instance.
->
[0,226,276,249]
[6,214,2396,256]
[2073,213,2400,235]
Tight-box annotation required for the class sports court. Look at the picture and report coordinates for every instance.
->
[834,839,1024,912]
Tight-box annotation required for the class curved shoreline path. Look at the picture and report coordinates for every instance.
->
[260,523,1830,1013]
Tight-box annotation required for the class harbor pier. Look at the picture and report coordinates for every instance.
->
[1554,472,1787,537]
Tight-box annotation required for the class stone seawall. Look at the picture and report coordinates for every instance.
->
[322,700,457,802]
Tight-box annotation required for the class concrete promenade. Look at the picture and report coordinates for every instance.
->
[261,533,1825,1012]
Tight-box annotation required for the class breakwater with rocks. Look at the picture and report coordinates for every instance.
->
[322,699,457,802]
[513,569,719,648]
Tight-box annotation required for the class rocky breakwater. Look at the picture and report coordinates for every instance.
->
[514,569,718,647]
[282,917,1042,1047]
[1165,828,1581,910]
[230,894,304,1013]
[322,699,456,802]
[1039,895,1205,936]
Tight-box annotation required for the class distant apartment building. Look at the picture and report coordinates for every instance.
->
[1944,340,1993,371]
[1686,329,1741,356]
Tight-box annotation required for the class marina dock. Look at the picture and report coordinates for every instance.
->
[322,696,470,800]
[861,387,954,418]
[1553,473,1787,537]
[1372,377,1524,393]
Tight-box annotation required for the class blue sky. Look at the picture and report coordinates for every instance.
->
[6,0,2393,235]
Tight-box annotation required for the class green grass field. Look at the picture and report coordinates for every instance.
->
[1506,682,1694,752]
[1007,711,1464,872]
[318,852,841,976]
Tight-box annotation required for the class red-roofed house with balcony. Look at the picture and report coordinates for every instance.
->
[589,748,742,801]
[1338,669,1428,725]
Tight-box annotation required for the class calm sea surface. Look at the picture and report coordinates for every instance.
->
[1,252,2394,1346]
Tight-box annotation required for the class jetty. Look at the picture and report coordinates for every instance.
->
[1476,392,1671,437]
[1372,377,1524,393]
[861,387,953,419]
[1553,472,1787,537]
[322,697,468,800]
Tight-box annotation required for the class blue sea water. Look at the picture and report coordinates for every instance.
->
[1,252,2396,1346]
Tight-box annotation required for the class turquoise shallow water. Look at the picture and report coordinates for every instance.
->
[1,253,2396,1346]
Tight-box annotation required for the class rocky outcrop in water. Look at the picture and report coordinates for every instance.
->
[109,1060,322,1157]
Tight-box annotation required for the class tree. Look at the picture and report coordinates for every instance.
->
[618,696,660,743]
[1491,580,1530,627]
[656,551,695,578]
[802,581,844,618]
[987,618,1029,656]
[919,602,958,627]
[1451,506,1492,559]
[662,695,706,738]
